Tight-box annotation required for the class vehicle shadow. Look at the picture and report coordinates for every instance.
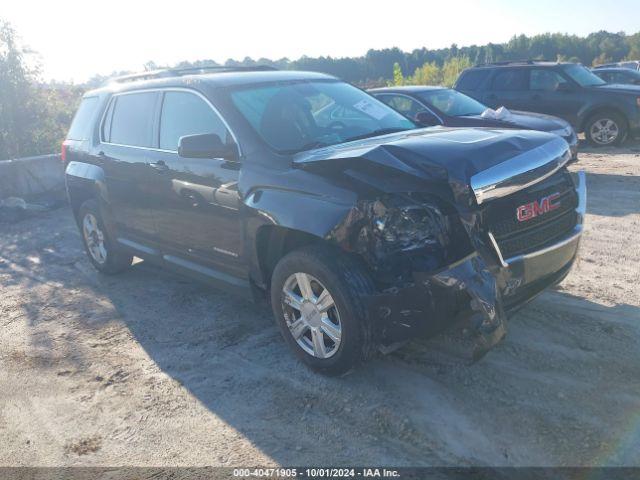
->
[578,137,640,154]
[4,209,640,466]
[582,171,640,217]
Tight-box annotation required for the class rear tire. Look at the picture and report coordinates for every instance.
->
[270,245,376,375]
[585,111,627,146]
[78,199,133,274]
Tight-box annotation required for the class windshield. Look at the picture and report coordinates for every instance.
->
[416,89,487,117]
[563,64,606,87]
[230,80,415,153]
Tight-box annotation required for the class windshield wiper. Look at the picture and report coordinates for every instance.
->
[341,127,409,143]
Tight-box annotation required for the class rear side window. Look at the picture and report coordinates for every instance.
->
[456,70,490,91]
[159,91,231,151]
[67,97,99,141]
[491,69,527,90]
[107,92,157,147]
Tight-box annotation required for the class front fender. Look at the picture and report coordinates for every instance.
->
[244,188,355,239]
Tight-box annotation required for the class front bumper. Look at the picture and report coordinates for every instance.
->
[563,131,579,162]
[366,171,586,359]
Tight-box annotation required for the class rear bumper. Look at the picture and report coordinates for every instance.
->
[367,171,586,358]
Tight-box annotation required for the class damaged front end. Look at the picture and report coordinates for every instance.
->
[317,136,585,362]
[329,193,507,362]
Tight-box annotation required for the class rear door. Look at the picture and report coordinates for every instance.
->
[481,68,530,110]
[99,91,162,247]
[145,89,245,278]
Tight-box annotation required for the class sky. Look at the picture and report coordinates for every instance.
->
[3,0,639,83]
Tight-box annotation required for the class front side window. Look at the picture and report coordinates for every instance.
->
[108,92,157,147]
[159,91,232,151]
[491,69,527,91]
[230,80,415,153]
[417,89,486,117]
[562,64,606,87]
[529,69,569,91]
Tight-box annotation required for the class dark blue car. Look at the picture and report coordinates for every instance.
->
[369,85,578,160]
[454,61,640,146]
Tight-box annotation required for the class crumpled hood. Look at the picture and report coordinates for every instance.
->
[462,110,569,132]
[294,127,568,203]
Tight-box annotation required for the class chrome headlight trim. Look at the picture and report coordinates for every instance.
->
[470,136,571,205]
[550,125,573,137]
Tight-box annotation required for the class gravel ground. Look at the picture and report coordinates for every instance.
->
[1,143,639,467]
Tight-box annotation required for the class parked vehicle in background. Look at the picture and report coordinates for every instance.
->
[455,61,640,146]
[63,67,585,374]
[592,67,640,86]
[593,61,640,71]
[369,86,578,160]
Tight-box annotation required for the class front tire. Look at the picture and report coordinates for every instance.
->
[78,199,133,274]
[270,245,375,375]
[585,111,627,146]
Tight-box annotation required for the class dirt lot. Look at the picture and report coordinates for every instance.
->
[1,144,639,467]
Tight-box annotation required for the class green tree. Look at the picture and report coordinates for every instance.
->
[408,62,442,85]
[0,19,83,159]
[390,62,405,86]
[441,56,472,87]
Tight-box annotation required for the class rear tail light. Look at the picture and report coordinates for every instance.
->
[636,97,640,108]
[61,142,68,165]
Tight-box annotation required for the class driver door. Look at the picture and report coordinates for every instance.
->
[146,90,244,277]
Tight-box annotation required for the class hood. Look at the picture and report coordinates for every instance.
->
[294,127,569,204]
[460,110,568,132]
[589,83,640,94]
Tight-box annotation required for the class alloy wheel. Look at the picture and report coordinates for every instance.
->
[82,213,107,264]
[281,272,342,359]
[589,118,619,145]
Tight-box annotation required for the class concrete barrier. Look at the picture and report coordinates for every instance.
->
[0,154,64,200]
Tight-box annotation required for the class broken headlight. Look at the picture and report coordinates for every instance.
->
[371,199,449,253]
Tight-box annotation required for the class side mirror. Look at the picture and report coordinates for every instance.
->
[178,133,238,160]
[415,111,440,126]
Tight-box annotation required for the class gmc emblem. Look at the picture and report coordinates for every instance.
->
[517,192,561,222]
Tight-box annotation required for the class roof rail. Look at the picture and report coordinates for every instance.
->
[474,60,537,67]
[110,65,278,84]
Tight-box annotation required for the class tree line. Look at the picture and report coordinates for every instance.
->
[1,16,639,159]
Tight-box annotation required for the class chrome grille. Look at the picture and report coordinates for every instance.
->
[485,170,578,259]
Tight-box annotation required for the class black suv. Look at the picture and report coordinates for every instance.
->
[63,67,586,374]
[455,61,640,146]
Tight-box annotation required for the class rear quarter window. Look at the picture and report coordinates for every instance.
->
[456,70,490,91]
[67,96,99,141]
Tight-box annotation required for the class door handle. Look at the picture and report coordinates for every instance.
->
[531,94,542,101]
[150,160,169,173]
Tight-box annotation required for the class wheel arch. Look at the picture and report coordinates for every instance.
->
[578,105,629,133]
[65,162,109,222]
[243,188,356,290]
